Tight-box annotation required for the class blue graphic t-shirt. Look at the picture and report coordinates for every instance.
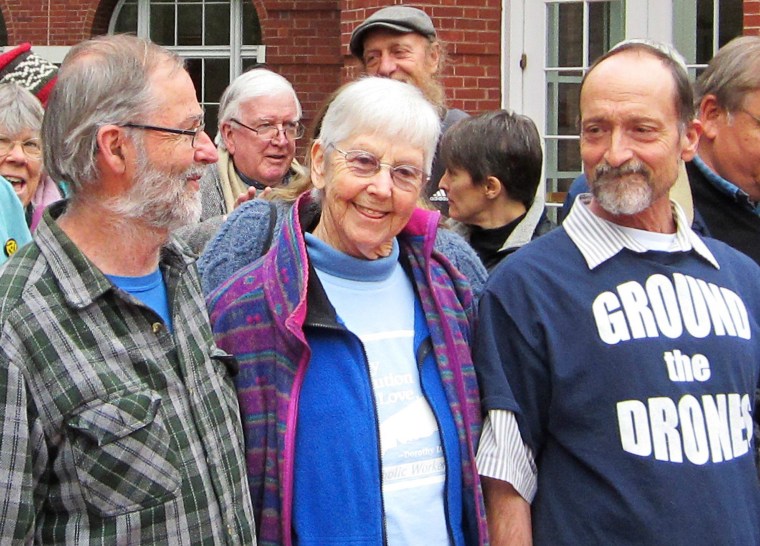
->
[476,220,760,545]
[307,234,449,546]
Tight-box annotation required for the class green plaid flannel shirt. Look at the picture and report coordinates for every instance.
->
[0,204,256,545]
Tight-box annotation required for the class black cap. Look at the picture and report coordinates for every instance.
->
[350,6,436,59]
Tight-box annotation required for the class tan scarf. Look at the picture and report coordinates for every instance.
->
[217,148,249,214]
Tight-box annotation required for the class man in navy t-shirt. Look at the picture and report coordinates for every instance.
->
[475,39,760,545]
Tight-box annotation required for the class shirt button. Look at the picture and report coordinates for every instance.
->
[152,322,163,334]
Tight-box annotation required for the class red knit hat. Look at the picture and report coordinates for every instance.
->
[0,43,58,107]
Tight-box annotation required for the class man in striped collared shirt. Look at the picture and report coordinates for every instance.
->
[0,35,256,544]
[474,40,760,545]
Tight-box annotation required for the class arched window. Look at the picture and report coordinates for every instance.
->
[109,0,264,139]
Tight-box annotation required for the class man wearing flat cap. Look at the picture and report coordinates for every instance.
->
[350,5,468,211]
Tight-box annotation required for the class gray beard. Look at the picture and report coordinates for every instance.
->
[104,139,205,231]
[591,161,654,216]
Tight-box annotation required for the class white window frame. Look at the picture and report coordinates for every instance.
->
[108,0,265,79]
[503,0,740,209]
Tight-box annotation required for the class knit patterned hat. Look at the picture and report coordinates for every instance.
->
[0,43,58,107]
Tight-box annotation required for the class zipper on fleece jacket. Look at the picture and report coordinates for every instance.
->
[282,339,310,546]
[296,320,389,546]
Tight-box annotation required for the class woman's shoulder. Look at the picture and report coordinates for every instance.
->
[198,198,290,295]
[432,227,487,298]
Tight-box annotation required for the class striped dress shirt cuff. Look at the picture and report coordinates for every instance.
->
[476,409,537,503]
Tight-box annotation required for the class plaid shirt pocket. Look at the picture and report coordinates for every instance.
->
[66,389,182,517]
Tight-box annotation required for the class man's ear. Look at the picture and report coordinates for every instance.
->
[96,125,129,175]
[220,121,235,154]
[426,41,441,74]
[484,175,503,200]
[680,118,703,163]
[698,94,723,140]
[311,140,327,190]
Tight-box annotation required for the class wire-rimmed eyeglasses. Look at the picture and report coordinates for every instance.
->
[231,118,305,141]
[329,144,428,192]
[0,135,42,160]
[122,122,206,148]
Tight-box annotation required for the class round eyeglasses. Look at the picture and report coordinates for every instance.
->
[0,135,42,160]
[231,118,305,141]
[329,145,428,192]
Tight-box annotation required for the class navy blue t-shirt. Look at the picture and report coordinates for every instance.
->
[476,227,760,544]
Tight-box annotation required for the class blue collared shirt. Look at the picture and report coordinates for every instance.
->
[692,155,760,216]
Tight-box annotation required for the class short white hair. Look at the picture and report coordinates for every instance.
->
[319,77,440,173]
[216,68,301,150]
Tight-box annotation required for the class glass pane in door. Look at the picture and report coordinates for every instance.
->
[545,1,624,199]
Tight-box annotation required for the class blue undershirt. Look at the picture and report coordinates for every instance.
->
[107,269,173,332]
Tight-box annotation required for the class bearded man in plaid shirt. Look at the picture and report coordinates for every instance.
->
[0,35,256,544]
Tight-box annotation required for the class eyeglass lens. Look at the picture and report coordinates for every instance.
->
[339,149,425,190]
[0,136,42,159]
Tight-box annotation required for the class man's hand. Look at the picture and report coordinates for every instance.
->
[234,186,272,208]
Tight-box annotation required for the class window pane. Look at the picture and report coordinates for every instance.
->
[589,3,610,62]
[204,104,219,141]
[555,177,577,194]
[547,2,583,68]
[557,138,581,174]
[546,70,582,134]
[204,58,229,104]
[675,0,743,67]
[242,1,262,44]
[545,138,582,176]
[185,58,203,102]
[242,58,264,72]
[177,4,203,46]
[205,2,230,45]
[150,4,176,46]
[696,0,715,64]
[113,0,138,34]
[719,0,743,48]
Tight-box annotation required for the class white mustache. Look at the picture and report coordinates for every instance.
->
[595,161,651,181]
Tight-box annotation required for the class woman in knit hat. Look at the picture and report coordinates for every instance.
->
[0,42,58,107]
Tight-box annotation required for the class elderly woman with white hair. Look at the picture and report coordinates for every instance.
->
[206,77,488,546]
[0,82,62,231]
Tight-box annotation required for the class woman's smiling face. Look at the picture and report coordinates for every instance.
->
[0,128,43,206]
[310,134,424,260]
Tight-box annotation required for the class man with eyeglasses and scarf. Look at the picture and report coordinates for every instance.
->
[199,68,304,221]
[178,68,304,253]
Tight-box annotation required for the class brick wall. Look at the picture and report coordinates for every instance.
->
[0,1,754,128]
[254,0,343,132]
[342,1,502,114]
[745,0,760,35]
[0,0,500,127]
[1,1,98,44]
